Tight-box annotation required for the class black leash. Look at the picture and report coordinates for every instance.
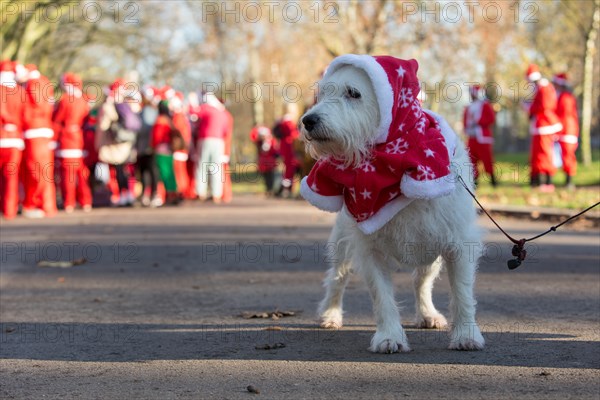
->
[457,176,600,270]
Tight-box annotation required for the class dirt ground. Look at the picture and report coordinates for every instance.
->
[1,195,599,399]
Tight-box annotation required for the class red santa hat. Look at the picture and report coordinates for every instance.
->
[323,55,426,145]
[24,63,41,80]
[526,64,542,82]
[469,84,483,99]
[160,85,176,101]
[169,91,185,110]
[0,60,16,72]
[552,72,570,87]
[15,63,29,82]
[110,78,125,92]
[0,60,17,86]
[62,72,83,88]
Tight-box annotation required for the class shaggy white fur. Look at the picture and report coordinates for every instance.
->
[302,64,485,353]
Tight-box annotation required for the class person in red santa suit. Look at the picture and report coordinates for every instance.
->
[463,84,497,187]
[53,72,92,213]
[21,64,57,218]
[185,92,201,199]
[525,64,562,192]
[0,60,25,220]
[169,91,192,200]
[250,125,279,195]
[274,102,300,198]
[552,73,579,189]
[195,92,233,204]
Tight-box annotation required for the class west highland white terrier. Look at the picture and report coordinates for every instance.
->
[300,55,485,353]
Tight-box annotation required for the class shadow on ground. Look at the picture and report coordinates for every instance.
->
[2,321,598,370]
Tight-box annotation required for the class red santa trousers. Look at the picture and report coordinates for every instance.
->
[22,137,56,213]
[59,157,92,208]
[280,143,299,189]
[173,151,189,197]
[467,138,494,179]
[0,148,22,219]
[560,141,578,176]
[186,158,197,199]
[530,135,556,177]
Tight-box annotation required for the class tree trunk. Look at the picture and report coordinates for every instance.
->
[248,39,263,127]
[580,0,600,166]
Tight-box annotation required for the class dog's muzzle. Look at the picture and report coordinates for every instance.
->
[302,114,330,142]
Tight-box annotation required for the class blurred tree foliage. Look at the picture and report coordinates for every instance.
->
[1,0,598,163]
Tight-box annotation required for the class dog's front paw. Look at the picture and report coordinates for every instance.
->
[319,308,343,329]
[369,330,411,353]
[416,313,448,329]
[449,323,485,350]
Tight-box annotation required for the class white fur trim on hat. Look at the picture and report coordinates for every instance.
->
[356,195,414,235]
[300,177,344,212]
[528,71,541,81]
[0,72,16,87]
[324,55,393,144]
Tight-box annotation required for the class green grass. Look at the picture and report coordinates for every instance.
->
[474,150,600,209]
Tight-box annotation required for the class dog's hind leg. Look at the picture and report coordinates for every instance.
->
[413,256,448,329]
[318,219,352,329]
[356,246,410,353]
[445,253,485,350]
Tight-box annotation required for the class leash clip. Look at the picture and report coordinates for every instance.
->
[508,239,527,270]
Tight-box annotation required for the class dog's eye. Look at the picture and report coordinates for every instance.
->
[345,86,361,99]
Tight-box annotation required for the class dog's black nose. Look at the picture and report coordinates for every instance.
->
[302,114,320,132]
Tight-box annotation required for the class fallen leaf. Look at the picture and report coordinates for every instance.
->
[240,310,301,319]
[255,343,286,350]
[57,277,66,283]
[246,385,260,394]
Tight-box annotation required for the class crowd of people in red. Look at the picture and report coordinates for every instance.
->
[463,64,580,191]
[0,60,240,220]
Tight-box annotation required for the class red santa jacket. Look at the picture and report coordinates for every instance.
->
[556,90,579,144]
[250,126,279,172]
[463,99,495,144]
[300,55,457,234]
[276,116,299,160]
[151,114,171,154]
[0,76,25,149]
[23,75,55,139]
[172,111,191,161]
[53,91,90,157]
[197,104,233,141]
[528,79,562,135]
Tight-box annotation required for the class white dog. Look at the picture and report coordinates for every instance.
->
[299,55,485,353]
